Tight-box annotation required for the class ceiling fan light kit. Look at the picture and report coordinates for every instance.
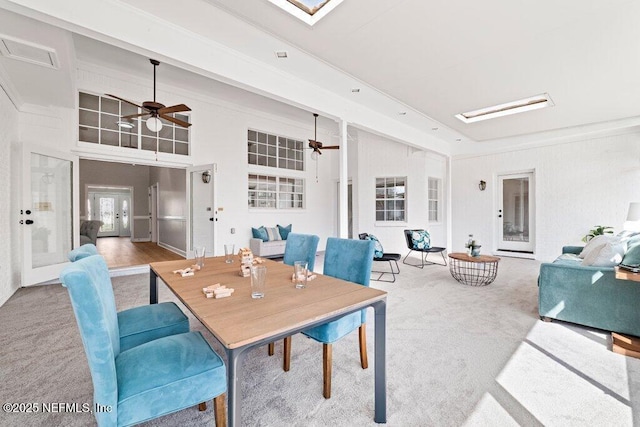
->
[308,113,339,158]
[146,116,162,132]
[106,58,192,135]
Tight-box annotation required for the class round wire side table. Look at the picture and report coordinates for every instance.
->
[448,253,500,286]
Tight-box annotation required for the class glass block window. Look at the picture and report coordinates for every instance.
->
[78,91,190,156]
[248,174,304,209]
[247,129,304,171]
[375,177,406,222]
[428,177,441,222]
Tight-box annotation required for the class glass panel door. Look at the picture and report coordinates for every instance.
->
[22,147,78,286]
[497,172,535,253]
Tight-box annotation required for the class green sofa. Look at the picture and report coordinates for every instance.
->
[538,245,640,337]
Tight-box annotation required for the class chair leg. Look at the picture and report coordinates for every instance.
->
[268,342,274,356]
[323,343,332,399]
[283,336,291,372]
[213,394,226,427]
[359,324,368,369]
[198,402,207,411]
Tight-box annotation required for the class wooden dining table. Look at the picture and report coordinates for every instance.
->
[149,256,388,426]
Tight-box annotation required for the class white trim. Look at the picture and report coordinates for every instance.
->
[158,242,186,258]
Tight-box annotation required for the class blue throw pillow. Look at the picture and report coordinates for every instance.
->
[277,224,292,240]
[252,226,268,242]
[411,230,431,250]
[367,234,384,259]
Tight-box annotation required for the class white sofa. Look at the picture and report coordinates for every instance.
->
[250,238,287,258]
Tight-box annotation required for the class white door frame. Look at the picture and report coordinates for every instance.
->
[21,144,79,286]
[495,170,535,257]
[149,183,158,243]
[186,164,217,258]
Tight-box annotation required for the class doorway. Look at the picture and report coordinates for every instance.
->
[497,171,535,254]
[87,188,132,238]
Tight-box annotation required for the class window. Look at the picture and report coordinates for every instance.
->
[428,177,441,222]
[78,91,190,156]
[247,129,304,171]
[375,177,406,222]
[248,174,304,209]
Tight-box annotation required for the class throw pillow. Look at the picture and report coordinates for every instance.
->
[252,226,268,242]
[411,230,431,250]
[265,226,282,241]
[367,234,384,259]
[582,240,625,267]
[579,234,614,259]
[277,224,292,240]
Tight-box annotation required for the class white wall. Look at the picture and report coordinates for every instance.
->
[354,129,449,255]
[0,88,20,306]
[451,130,640,262]
[149,166,186,253]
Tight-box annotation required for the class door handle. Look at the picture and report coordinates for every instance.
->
[209,218,214,221]
[25,219,34,225]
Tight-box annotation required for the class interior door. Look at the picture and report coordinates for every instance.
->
[22,146,79,286]
[90,191,132,238]
[497,172,535,253]
[95,193,120,237]
[187,164,216,257]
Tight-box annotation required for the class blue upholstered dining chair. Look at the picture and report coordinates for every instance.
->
[269,233,320,367]
[60,255,227,427]
[66,247,189,352]
[283,233,320,271]
[286,237,375,398]
[67,243,99,262]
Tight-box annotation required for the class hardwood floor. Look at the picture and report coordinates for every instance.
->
[96,237,184,269]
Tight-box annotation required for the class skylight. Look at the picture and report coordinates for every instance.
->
[455,93,554,123]
[269,0,344,25]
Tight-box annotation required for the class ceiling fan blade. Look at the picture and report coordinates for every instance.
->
[105,94,143,109]
[121,112,150,119]
[159,113,192,127]
[321,145,340,149]
[158,104,191,115]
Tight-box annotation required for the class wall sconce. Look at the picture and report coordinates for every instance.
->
[478,180,486,191]
[202,170,211,184]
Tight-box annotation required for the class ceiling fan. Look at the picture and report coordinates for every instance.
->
[106,59,192,132]
[308,113,339,159]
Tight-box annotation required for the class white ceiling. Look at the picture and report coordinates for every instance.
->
[205,0,640,142]
[1,0,640,150]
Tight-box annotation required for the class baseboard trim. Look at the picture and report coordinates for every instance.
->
[158,242,186,258]
[131,238,151,242]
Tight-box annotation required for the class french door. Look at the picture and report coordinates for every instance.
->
[497,172,535,253]
[89,191,131,237]
[21,146,78,286]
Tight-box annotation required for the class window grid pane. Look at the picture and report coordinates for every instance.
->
[375,176,407,222]
[249,174,303,209]
[247,130,305,171]
[428,177,440,222]
[78,91,190,155]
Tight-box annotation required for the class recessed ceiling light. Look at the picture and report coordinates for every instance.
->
[432,127,439,131]
[275,51,288,59]
[455,93,554,123]
[399,112,407,116]
[351,88,360,93]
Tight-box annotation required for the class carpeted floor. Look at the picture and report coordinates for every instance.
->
[1,255,640,426]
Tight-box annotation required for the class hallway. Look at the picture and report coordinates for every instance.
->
[96,237,183,269]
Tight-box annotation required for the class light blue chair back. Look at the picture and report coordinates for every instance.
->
[68,243,99,262]
[323,237,375,286]
[60,254,120,426]
[283,233,320,271]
